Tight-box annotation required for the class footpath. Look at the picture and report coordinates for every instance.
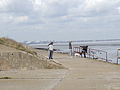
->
[0,52,120,90]
[53,53,120,90]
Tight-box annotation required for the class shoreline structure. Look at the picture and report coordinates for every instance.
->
[34,45,120,64]
[0,38,120,90]
[0,50,120,90]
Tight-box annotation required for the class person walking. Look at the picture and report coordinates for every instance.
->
[48,42,54,59]
[69,41,72,56]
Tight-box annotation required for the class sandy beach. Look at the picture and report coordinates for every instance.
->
[0,50,120,90]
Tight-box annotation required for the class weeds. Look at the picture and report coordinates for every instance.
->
[0,77,12,79]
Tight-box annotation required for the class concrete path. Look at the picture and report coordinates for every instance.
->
[0,52,120,90]
[53,54,120,90]
[0,69,67,90]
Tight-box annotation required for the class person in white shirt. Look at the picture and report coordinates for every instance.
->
[48,42,54,59]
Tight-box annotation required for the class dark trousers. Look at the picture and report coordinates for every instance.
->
[82,50,86,58]
[49,50,53,59]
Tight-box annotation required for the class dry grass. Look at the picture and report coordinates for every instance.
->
[0,37,37,55]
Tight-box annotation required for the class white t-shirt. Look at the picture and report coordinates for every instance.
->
[49,45,53,51]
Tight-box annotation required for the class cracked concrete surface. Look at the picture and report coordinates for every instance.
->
[0,51,120,90]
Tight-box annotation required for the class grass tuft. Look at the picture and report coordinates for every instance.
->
[0,77,12,79]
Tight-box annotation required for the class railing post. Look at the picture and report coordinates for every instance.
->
[106,52,108,62]
[88,48,90,58]
[79,47,80,53]
[117,50,119,64]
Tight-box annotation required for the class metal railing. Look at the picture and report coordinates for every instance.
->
[88,48,108,62]
[73,47,108,62]
[73,47,82,53]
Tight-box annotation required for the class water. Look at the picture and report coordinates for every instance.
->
[89,46,120,64]
[30,43,120,64]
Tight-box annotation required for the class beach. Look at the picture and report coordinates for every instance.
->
[0,50,120,90]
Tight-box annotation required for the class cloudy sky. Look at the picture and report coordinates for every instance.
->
[0,0,120,41]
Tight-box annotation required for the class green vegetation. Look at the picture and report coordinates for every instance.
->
[0,77,12,79]
[0,37,37,55]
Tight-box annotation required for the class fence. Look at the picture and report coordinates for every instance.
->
[88,48,108,62]
[73,46,109,63]
[73,47,82,53]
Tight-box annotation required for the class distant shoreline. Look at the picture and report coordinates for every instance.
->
[30,43,120,47]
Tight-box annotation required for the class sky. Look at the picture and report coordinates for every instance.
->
[0,0,120,41]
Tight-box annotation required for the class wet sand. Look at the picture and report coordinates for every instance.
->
[0,51,120,90]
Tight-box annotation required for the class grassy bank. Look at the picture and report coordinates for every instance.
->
[0,37,36,55]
